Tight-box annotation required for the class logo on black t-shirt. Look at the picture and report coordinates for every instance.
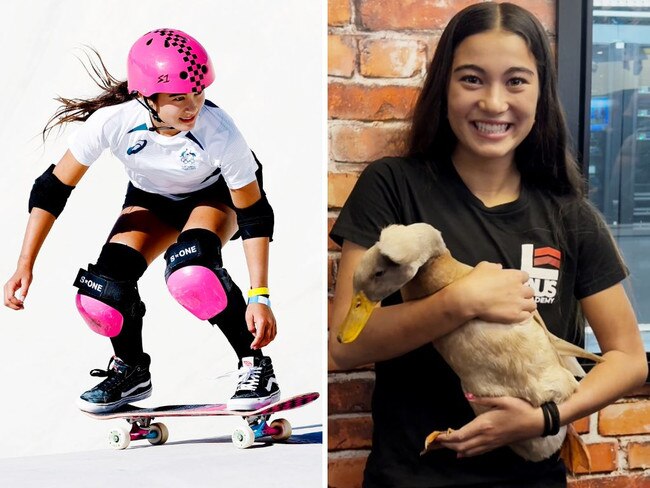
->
[520,245,560,304]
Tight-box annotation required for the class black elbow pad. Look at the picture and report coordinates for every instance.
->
[235,194,274,240]
[28,164,75,218]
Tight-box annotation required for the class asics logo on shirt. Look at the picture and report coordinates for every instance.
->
[521,245,561,304]
[127,140,147,155]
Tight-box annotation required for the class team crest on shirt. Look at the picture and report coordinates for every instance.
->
[520,245,561,304]
[180,147,198,170]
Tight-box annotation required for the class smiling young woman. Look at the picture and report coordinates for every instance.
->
[149,91,207,135]
[329,3,647,487]
[447,30,540,206]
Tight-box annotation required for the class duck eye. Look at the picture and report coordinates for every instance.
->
[374,270,385,278]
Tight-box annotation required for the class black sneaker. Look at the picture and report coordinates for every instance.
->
[77,355,152,413]
[227,356,281,410]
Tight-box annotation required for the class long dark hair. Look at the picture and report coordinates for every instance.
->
[408,2,585,198]
[42,48,133,140]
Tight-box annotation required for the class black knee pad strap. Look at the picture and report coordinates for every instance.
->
[74,243,148,319]
[73,266,146,319]
[164,229,223,280]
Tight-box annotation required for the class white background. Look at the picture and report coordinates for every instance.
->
[0,0,324,460]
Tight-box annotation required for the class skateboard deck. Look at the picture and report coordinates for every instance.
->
[82,392,319,449]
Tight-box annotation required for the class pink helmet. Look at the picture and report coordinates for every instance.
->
[127,28,215,97]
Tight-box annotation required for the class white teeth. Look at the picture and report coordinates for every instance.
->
[475,122,509,134]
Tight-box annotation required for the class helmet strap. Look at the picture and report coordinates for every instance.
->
[132,94,176,132]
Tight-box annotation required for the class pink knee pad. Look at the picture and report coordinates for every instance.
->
[75,294,123,337]
[166,265,228,320]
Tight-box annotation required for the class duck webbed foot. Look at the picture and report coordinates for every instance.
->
[420,428,454,456]
[560,424,592,474]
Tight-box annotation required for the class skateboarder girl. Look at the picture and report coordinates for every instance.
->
[3,28,280,413]
[329,3,646,487]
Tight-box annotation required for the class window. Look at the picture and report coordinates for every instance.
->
[558,0,650,373]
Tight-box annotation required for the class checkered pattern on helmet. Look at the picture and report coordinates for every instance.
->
[153,29,209,93]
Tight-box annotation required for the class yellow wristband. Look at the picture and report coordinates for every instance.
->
[248,287,270,297]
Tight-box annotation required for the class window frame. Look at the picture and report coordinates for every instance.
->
[557,0,650,379]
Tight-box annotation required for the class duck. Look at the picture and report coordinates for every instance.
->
[336,222,602,470]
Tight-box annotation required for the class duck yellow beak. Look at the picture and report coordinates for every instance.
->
[337,291,378,343]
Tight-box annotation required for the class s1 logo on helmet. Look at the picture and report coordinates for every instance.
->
[158,74,170,84]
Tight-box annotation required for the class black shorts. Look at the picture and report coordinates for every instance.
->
[122,161,264,232]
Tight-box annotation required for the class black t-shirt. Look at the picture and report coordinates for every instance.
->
[330,157,627,488]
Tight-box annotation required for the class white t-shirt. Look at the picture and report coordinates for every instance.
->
[69,99,257,200]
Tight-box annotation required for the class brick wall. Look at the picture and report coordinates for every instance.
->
[327,1,650,486]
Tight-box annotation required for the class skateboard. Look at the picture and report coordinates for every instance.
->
[82,392,320,450]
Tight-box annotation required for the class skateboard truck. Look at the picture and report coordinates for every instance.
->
[108,417,169,450]
[231,414,292,449]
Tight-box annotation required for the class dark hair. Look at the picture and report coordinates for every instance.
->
[42,48,133,140]
[407,2,585,198]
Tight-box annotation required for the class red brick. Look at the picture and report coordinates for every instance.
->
[329,415,374,450]
[328,349,340,372]
[328,171,360,208]
[571,442,618,475]
[572,416,590,435]
[327,298,339,371]
[330,123,408,163]
[329,82,419,121]
[328,452,368,488]
[360,38,426,78]
[329,0,352,26]
[329,35,356,78]
[357,0,555,33]
[628,442,650,470]
[599,401,650,436]
[328,374,375,413]
[568,475,650,488]
[507,0,556,34]
[358,0,477,31]
[328,217,341,251]
[328,254,336,291]
[423,33,440,61]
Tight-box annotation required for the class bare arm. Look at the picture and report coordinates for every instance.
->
[558,283,647,423]
[328,240,536,370]
[230,180,275,349]
[4,151,89,309]
[436,283,647,458]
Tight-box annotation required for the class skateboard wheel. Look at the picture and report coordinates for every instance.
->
[232,426,255,449]
[108,427,130,450]
[270,418,292,441]
[148,422,169,446]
